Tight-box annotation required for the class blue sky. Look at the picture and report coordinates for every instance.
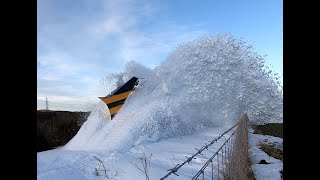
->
[37,0,283,111]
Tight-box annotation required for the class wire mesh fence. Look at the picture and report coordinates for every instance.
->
[160,122,239,180]
[191,129,237,180]
[191,113,252,180]
[224,113,252,180]
[161,113,253,180]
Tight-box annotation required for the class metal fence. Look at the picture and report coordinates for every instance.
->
[191,113,250,180]
[160,113,252,180]
[160,122,239,180]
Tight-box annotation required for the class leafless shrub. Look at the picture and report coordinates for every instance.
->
[94,156,119,179]
[130,153,152,180]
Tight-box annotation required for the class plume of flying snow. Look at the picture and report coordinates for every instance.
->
[64,33,283,151]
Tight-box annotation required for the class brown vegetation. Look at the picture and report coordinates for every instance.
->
[252,123,283,138]
[259,142,283,161]
[37,110,90,152]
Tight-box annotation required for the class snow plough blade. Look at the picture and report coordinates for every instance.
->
[99,77,139,119]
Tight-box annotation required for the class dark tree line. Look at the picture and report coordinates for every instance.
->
[37,110,90,152]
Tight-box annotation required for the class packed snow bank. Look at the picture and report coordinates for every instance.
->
[64,33,283,151]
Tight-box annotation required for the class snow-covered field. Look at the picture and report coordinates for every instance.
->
[38,127,232,180]
[37,34,283,179]
[38,127,283,180]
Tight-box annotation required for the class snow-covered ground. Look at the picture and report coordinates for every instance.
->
[37,127,284,180]
[37,34,283,179]
[38,127,284,180]
[38,127,232,180]
[249,128,283,180]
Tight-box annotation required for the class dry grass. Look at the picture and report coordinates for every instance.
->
[253,123,283,138]
[259,143,283,161]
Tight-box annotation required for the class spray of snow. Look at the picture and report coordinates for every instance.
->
[64,102,111,149]
[64,33,283,151]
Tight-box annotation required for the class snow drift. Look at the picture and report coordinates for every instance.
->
[64,33,283,151]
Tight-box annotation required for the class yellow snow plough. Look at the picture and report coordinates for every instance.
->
[98,77,139,119]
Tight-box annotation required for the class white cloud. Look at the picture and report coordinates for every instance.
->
[38,52,85,83]
[38,0,207,111]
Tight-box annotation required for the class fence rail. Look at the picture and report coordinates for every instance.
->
[160,113,251,180]
[192,113,250,180]
[191,129,237,179]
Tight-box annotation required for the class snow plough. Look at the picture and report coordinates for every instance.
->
[98,77,139,119]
